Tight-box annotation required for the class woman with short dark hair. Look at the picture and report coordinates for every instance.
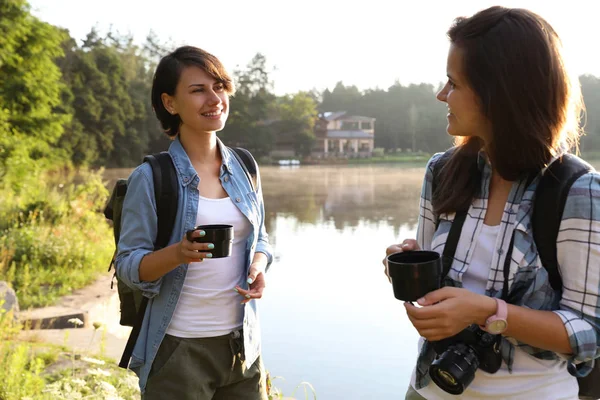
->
[116,45,272,399]
[384,7,599,399]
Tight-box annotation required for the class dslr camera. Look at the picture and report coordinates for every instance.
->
[429,324,502,395]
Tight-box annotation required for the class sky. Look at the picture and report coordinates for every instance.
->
[29,0,598,96]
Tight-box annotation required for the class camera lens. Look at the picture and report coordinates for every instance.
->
[430,343,480,395]
[436,370,458,386]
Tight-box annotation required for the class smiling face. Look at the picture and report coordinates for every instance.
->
[436,44,491,141]
[161,66,229,135]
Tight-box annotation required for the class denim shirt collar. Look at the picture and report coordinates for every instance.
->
[168,135,236,187]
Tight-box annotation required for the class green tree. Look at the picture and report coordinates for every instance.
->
[220,53,276,156]
[319,81,362,114]
[0,0,70,190]
[580,75,600,154]
[57,30,135,167]
[276,92,319,156]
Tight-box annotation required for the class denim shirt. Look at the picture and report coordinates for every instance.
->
[115,136,273,392]
[413,150,600,390]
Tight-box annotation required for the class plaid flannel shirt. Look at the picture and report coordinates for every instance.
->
[413,151,600,390]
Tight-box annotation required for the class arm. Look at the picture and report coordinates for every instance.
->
[137,242,181,282]
[480,299,572,354]
[552,172,600,364]
[115,165,212,292]
[236,163,273,303]
[406,287,571,354]
[496,171,600,356]
[416,153,443,250]
[252,161,273,271]
[114,165,164,297]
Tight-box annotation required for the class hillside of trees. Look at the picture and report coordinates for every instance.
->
[2,0,600,173]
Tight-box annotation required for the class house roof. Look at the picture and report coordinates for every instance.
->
[345,115,376,121]
[322,111,347,121]
[326,130,374,139]
[321,112,375,122]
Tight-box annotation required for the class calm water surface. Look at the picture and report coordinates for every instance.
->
[104,160,600,399]
[104,163,429,399]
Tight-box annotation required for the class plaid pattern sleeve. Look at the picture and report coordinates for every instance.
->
[411,152,600,389]
[553,172,600,374]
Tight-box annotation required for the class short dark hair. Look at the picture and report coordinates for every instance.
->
[151,46,234,137]
[435,6,583,214]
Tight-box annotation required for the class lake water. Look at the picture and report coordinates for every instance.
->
[104,163,430,399]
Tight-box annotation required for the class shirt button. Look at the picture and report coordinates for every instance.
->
[183,177,188,182]
[224,176,229,182]
[498,248,504,255]
[236,197,241,203]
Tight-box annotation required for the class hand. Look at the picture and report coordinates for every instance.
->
[176,229,213,264]
[235,263,266,305]
[382,239,420,282]
[404,287,496,341]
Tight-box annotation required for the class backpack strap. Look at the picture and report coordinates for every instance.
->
[229,146,258,191]
[143,152,179,250]
[430,148,468,278]
[532,154,594,292]
[119,151,178,369]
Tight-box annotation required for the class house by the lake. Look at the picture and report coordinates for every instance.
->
[313,111,375,157]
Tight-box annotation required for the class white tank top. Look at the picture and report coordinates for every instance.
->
[166,195,251,338]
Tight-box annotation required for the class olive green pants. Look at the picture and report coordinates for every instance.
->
[143,331,267,400]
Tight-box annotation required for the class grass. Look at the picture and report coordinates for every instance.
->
[0,308,140,400]
[346,153,430,165]
[0,311,313,400]
[0,168,114,309]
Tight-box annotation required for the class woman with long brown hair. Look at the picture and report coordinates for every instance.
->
[384,6,599,399]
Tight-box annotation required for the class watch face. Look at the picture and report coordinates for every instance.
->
[488,320,507,334]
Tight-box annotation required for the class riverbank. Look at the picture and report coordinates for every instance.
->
[2,273,138,399]
[5,272,303,399]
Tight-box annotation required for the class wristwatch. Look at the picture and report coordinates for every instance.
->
[482,298,508,334]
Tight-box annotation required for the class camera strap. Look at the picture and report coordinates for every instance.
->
[501,233,515,301]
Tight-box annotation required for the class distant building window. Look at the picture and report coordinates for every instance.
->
[341,121,359,130]
[360,121,372,130]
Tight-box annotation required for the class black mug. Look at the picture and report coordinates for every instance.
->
[186,224,234,258]
[386,250,442,302]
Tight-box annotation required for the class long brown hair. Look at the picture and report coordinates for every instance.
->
[434,6,583,214]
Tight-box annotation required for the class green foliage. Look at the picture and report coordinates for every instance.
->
[372,147,385,158]
[275,92,319,156]
[0,168,113,308]
[44,363,140,400]
[221,53,277,156]
[0,0,71,192]
[580,74,600,154]
[0,311,140,400]
[0,306,45,399]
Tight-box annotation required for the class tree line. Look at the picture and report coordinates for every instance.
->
[2,0,600,176]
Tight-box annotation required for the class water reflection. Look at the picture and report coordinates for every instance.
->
[103,164,426,399]
[104,164,426,235]
[261,164,425,235]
